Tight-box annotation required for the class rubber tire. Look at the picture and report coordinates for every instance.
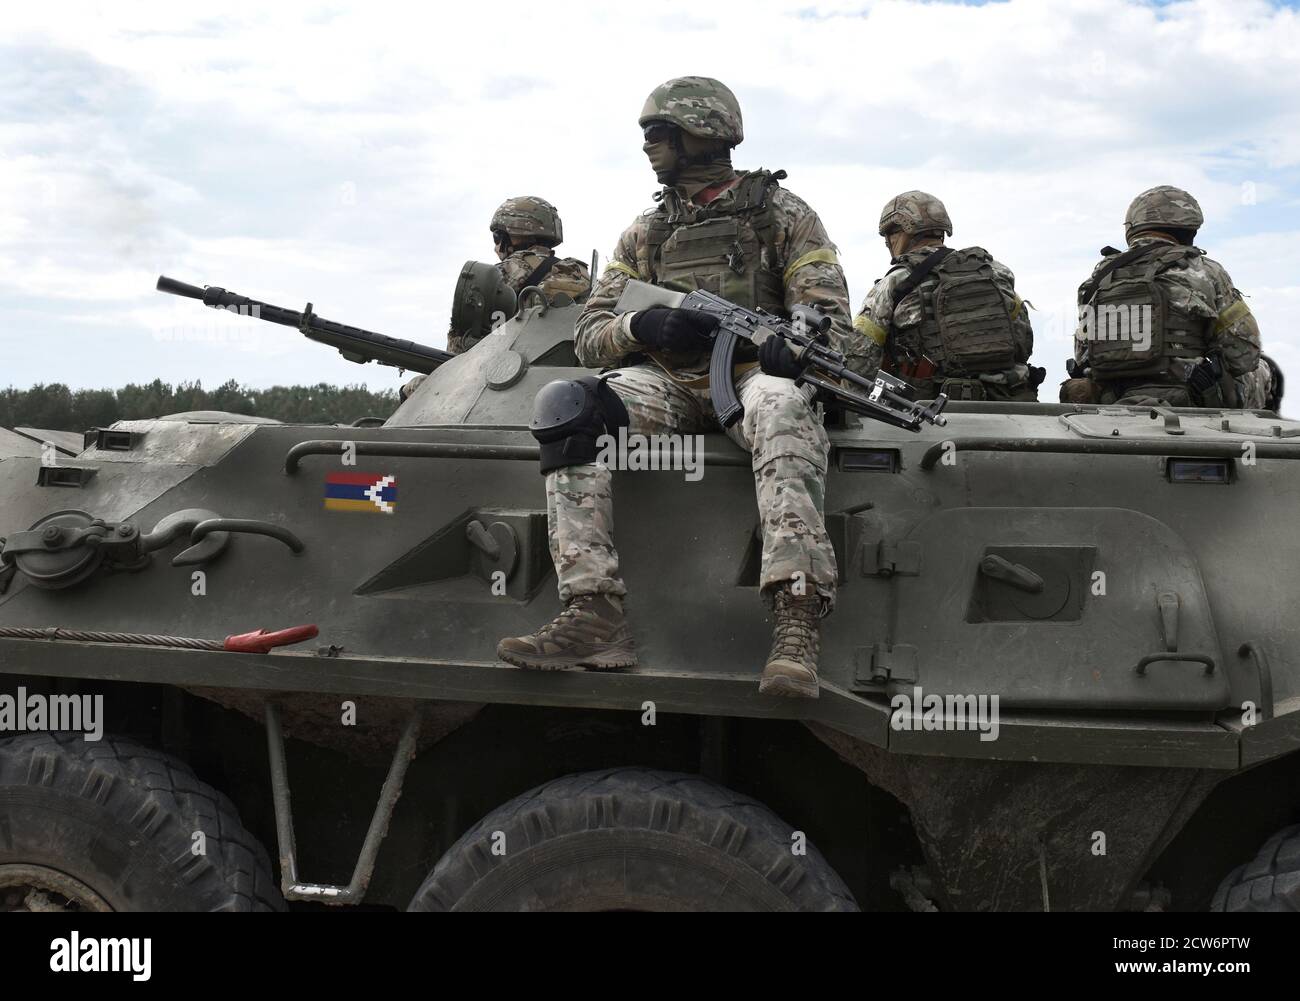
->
[0,731,284,912]
[409,767,858,912]
[1210,823,1300,912]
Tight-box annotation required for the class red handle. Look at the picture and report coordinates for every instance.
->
[224,624,319,654]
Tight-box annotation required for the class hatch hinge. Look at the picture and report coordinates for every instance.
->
[854,642,918,689]
[861,539,922,577]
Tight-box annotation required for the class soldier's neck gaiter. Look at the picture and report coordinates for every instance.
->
[673,159,735,201]
[644,140,734,199]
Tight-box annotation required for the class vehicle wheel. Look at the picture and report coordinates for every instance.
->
[0,731,284,912]
[1210,823,1300,912]
[409,767,857,912]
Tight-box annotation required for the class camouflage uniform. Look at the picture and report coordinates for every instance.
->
[446,245,590,355]
[1074,236,1261,407]
[1238,356,1274,410]
[549,366,835,605]
[852,191,1036,400]
[547,80,852,613]
[855,248,1036,400]
[1069,186,1266,408]
[403,197,590,401]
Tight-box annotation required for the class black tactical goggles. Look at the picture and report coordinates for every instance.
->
[642,122,679,145]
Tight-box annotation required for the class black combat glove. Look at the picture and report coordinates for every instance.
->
[758,335,804,380]
[629,307,719,353]
[1187,356,1223,396]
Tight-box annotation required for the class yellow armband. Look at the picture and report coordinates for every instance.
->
[1214,298,1252,333]
[783,247,839,284]
[604,261,641,281]
[853,314,889,346]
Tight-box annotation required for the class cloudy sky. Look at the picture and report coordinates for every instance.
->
[2,0,1298,395]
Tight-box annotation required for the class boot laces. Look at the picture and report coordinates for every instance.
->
[771,590,821,662]
[539,595,603,638]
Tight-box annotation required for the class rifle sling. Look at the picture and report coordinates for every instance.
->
[521,254,558,289]
[1078,242,1163,306]
[890,247,955,306]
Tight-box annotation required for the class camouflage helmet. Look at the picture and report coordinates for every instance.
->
[1124,186,1204,240]
[639,76,743,146]
[878,191,953,237]
[490,196,563,245]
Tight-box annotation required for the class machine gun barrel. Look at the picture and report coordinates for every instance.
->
[155,276,452,374]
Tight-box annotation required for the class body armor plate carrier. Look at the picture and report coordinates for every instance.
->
[1079,243,1206,379]
[891,246,1020,377]
[644,170,787,327]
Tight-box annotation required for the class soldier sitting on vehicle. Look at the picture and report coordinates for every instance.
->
[495,75,854,699]
[400,196,590,400]
[852,191,1041,401]
[1062,185,1276,410]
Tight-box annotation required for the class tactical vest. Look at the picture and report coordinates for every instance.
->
[643,170,787,316]
[888,247,1019,376]
[508,250,590,302]
[1079,243,1207,379]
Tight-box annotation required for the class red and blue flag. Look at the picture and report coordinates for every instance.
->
[324,472,397,514]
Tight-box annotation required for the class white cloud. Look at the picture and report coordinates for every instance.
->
[1,0,1298,394]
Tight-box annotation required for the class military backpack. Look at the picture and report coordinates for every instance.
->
[1077,242,1207,379]
[888,246,1020,375]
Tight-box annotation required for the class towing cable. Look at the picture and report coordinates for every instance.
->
[0,624,319,653]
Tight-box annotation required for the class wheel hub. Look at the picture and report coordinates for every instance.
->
[0,864,113,912]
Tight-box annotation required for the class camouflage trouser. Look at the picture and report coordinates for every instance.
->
[1097,382,1196,407]
[1098,377,1269,409]
[1237,358,1274,410]
[907,363,1040,403]
[445,331,485,356]
[1063,364,1275,409]
[547,363,838,610]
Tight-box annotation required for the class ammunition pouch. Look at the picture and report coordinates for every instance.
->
[530,375,630,475]
[939,377,987,402]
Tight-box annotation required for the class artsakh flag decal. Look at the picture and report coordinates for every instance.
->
[324,471,397,514]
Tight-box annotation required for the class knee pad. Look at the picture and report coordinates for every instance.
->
[530,375,630,475]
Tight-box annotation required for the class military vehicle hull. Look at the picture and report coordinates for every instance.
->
[2,299,1298,911]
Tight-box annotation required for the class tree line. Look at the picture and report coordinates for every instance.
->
[0,380,398,431]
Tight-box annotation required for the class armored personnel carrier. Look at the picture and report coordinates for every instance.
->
[1,271,1297,912]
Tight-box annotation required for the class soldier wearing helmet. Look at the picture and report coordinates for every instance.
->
[496,76,854,700]
[459,196,590,354]
[400,196,591,400]
[852,191,1040,401]
[1064,186,1275,409]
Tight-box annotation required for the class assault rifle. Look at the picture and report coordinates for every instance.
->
[615,281,947,432]
[156,276,453,374]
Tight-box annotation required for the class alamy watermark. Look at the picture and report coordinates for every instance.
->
[50,933,151,981]
[154,302,263,345]
[1076,303,1153,352]
[0,687,103,741]
[595,428,704,482]
[889,686,1000,742]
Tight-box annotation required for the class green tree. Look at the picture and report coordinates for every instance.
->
[0,381,399,430]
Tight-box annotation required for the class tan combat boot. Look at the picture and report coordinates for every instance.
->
[497,594,638,671]
[758,584,822,699]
